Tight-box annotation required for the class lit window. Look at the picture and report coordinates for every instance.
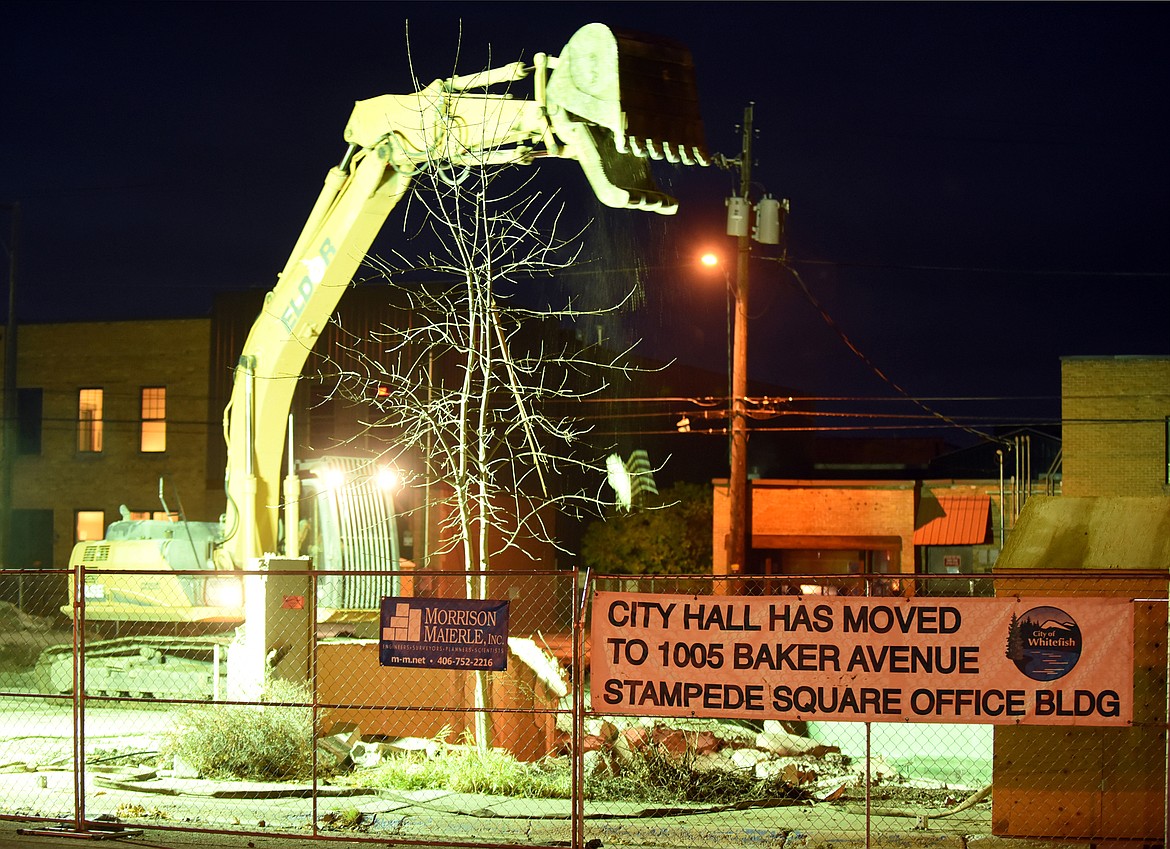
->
[78,389,103,453]
[141,387,166,453]
[125,509,178,521]
[76,510,105,542]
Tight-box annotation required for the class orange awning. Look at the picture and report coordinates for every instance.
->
[914,495,990,545]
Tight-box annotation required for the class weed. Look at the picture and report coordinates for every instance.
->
[115,803,170,820]
[320,806,367,830]
[347,728,797,807]
[160,679,327,782]
[350,732,570,799]
[358,747,571,798]
[586,735,803,805]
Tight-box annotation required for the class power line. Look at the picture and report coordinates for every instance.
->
[779,263,1004,444]
[788,257,1170,279]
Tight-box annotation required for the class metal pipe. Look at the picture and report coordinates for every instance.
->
[865,567,872,848]
[1,202,18,578]
[283,414,300,557]
[239,357,257,563]
[997,449,1005,550]
[1014,436,1022,522]
[571,568,583,849]
[212,643,221,702]
[1024,434,1031,508]
[72,557,86,832]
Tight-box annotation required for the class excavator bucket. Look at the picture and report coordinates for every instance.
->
[546,23,708,214]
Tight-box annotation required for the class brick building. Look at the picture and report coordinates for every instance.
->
[712,476,1005,588]
[1060,355,1170,497]
[994,355,1170,839]
[4,320,215,583]
[995,355,1170,569]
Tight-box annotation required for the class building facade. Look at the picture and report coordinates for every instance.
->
[1060,355,1170,497]
[994,355,1170,840]
[2,319,214,614]
[711,476,1004,590]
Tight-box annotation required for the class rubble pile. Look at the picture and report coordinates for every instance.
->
[0,602,67,669]
[575,717,864,800]
[321,714,967,808]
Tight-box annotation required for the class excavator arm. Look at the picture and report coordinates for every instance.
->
[221,23,708,568]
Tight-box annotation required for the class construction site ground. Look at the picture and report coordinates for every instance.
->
[0,616,1127,849]
[0,778,1083,849]
[0,693,1094,849]
[0,796,1094,849]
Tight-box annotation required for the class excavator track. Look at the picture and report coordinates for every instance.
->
[37,635,232,701]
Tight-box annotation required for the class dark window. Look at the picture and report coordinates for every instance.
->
[17,387,42,454]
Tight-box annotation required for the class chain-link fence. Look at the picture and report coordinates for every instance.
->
[0,565,1165,847]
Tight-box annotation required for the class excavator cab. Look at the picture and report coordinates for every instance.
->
[297,457,407,623]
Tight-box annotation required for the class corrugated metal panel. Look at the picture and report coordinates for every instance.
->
[307,456,400,611]
[914,495,990,545]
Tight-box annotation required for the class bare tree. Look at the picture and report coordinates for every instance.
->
[314,52,646,747]
[337,164,640,562]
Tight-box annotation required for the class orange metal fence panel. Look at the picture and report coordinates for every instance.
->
[0,567,1165,847]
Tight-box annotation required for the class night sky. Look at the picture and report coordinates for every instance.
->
[3,2,1167,440]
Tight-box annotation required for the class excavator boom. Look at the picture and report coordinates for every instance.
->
[61,22,709,700]
[223,22,709,569]
[340,24,707,210]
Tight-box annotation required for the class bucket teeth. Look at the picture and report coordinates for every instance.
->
[546,23,708,213]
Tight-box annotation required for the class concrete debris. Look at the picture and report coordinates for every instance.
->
[812,778,849,802]
[575,716,843,792]
[728,747,768,770]
[349,741,387,769]
[382,736,443,755]
[169,755,200,780]
[317,729,361,770]
[651,727,720,758]
[507,637,569,698]
[755,728,839,757]
[612,726,648,763]
[756,761,819,785]
[851,755,900,784]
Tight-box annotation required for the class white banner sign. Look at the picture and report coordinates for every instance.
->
[590,592,1134,725]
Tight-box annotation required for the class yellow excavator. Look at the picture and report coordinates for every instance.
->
[45,23,708,698]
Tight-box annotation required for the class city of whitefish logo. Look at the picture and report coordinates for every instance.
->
[1005,605,1082,681]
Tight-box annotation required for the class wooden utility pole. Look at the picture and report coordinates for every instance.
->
[727,106,753,575]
